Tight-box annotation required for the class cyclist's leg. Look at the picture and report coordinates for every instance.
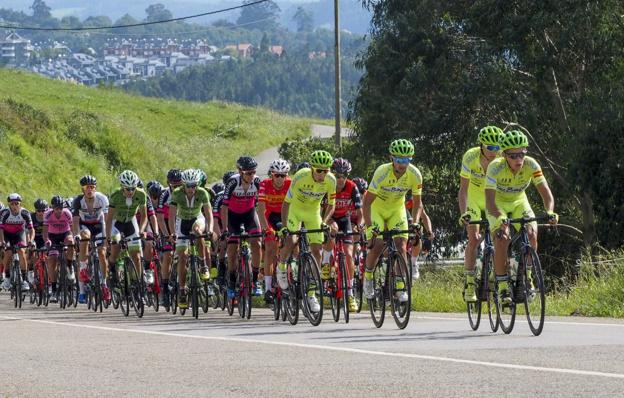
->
[225,212,242,293]
[464,193,484,272]
[263,212,281,296]
[244,210,262,292]
[300,211,323,267]
[511,197,538,249]
[487,203,513,300]
[176,218,192,291]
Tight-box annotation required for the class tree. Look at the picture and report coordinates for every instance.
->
[60,15,82,29]
[293,7,314,32]
[115,13,139,26]
[145,3,173,23]
[30,0,51,22]
[82,16,113,28]
[236,0,281,31]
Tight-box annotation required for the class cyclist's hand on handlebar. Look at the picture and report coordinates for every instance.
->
[459,212,471,226]
[278,226,289,238]
[409,223,422,233]
[45,240,52,248]
[168,234,177,244]
[546,211,559,225]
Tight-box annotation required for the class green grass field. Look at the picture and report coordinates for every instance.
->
[0,69,315,204]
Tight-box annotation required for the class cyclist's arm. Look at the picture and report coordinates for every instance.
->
[355,208,363,225]
[458,176,470,214]
[105,208,115,239]
[138,205,148,233]
[27,225,35,243]
[411,194,422,223]
[257,201,268,231]
[72,215,81,237]
[485,188,501,219]
[202,204,213,236]
[149,213,159,236]
[0,228,4,244]
[281,201,290,228]
[168,205,177,236]
[42,224,49,243]
[362,191,376,227]
[536,181,554,213]
[156,213,167,236]
[322,204,335,224]
[220,204,228,232]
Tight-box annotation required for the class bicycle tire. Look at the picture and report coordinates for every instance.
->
[369,258,386,328]
[42,261,50,307]
[466,257,482,331]
[119,260,130,317]
[127,259,144,318]
[496,279,516,335]
[240,253,252,320]
[191,256,199,319]
[170,268,179,315]
[301,253,323,326]
[13,261,21,309]
[389,253,411,329]
[329,269,339,322]
[58,254,68,310]
[71,262,79,308]
[523,247,546,336]
[483,251,499,332]
[338,253,349,323]
[355,250,365,313]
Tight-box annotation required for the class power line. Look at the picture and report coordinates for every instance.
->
[0,0,269,31]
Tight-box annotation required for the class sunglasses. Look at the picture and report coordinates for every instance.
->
[505,151,527,160]
[84,184,96,190]
[392,157,412,165]
[335,174,347,179]
[242,170,256,175]
[36,209,46,213]
[185,184,198,189]
[273,173,287,179]
[123,187,136,192]
[485,145,501,151]
[314,168,329,174]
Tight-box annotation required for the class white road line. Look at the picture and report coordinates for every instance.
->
[415,315,624,328]
[3,314,624,380]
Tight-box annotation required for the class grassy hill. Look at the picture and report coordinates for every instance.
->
[0,69,312,206]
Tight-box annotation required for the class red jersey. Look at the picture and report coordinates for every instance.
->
[258,177,291,215]
[333,179,362,219]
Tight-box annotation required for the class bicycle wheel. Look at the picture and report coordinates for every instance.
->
[190,258,200,319]
[42,262,50,307]
[59,260,68,310]
[368,259,386,328]
[93,257,103,313]
[301,253,323,326]
[466,263,482,331]
[483,252,499,333]
[389,254,411,329]
[119,261,130,317]
[523,247,546,336]
[71,262,79,308]
[496,278,516,335]
[202,282,211,313]
[127,260,144,318]
[338,253,349,324]
[328,271,339,322]
[240,254,252,320]
[13,263,21,309]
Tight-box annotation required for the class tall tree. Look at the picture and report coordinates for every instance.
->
[30,0,51,21]
[145,3,173,23]
[237,0,281,31]
[293,6,314,32]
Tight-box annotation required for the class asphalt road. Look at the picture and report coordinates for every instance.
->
[1,295,624,397]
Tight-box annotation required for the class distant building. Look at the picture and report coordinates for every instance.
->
[1,32,34,66]
[225,43,254,59]
[269,45,284,57]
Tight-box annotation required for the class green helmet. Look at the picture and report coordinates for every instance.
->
[197,169,207,187]
[500,130,529,151]
[310,150,333,169]
[478,125,503,146]
[388,139,414,157]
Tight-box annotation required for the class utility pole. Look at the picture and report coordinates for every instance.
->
[334,0,342,148]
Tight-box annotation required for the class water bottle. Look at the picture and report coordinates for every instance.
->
[116,260,124,282]
[475,258,483,278]
[379,258,387,281]
[291,260,299,280]
[27,270,35,284]
[509,256,518,282]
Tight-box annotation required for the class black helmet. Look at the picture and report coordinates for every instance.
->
[146,180,163,198]
[296,161,310,171]
[236,156,258,171]
[331,158,352,174]
[222,170,236,184]
[137,179,144,189]
[34,198,48,211]
[167,168,182,183]
[80,175,97,186]
[212,182,225,194]
[352,177,368,193]
[51,195,64,208]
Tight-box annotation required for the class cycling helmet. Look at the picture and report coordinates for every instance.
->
[80,175,97,186]
[499,130,529,151]
[478,125,503,146]
[51,195,64,208]
[197,169,208,187]
[7,193,21,202]
[118,170,140,188]
[34,198,48,211]
[236,156,258,171]
[309,150,333,169]
[146,180,163,198]
[63,197,73,208]
[222,170,236,184]
[389,139,414,157]
[268,159,291,174]
[212,182,225,194]
[167,168,182,183]
[137,179,144,189]
[331,157,352,174]
[295,161,310,171]
[352,177,368,193]
[181,168,201,186]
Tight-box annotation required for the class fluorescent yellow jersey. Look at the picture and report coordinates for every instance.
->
[368,163,423,208]
[485,156,546,202]
[285,168,336,210]
[460,147,490,192]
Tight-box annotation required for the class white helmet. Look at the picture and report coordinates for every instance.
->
[268,158,290,174]
[181,168,201,186]
[118,170,140,188]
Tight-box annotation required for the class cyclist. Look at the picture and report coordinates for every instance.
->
[257,158,291,303]
[156,168,183,306]
[213,171,235,286]
[72,175,110,302]
[43,196,75,301]
[362,139,423,303]
[106,170,148,290]
[485,130,558,303]
[405,197,433,280]
[275,150,337,313]
[323,157,362,313]
[167,169,213,309]
[222,157,262,298]
[196,168,215,278]
[29,199,48,284]
[0,193,35,292]
[458,125,503,302]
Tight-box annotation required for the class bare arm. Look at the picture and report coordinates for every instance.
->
[485,189,501,219]
[72,215,81,236]
[203,204,213,236]
[105,209,115,240]
[138,206,148,233]
[536,182,554,213]
[322,205,335,224]
[362,191,377,227]
[458,177,470,214]
[220,205,228,233]
[257,202,268,230]
[281,202,290,229]
[168,205,177,237]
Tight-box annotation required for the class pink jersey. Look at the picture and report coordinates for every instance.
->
[44,208,73,234]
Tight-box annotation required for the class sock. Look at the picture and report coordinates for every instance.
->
[322,250,332,264]
[264,275,272,291]
[411,256,418,267]
[80,261,87,270]
[79,281,85,294]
